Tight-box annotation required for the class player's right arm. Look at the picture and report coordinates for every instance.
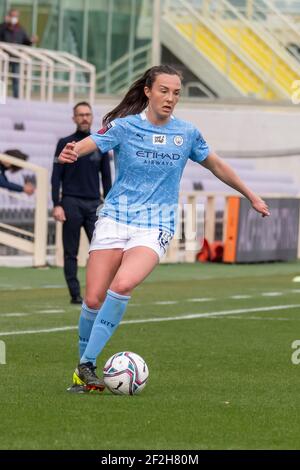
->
[58,119,123,164]
[57,137,97,164]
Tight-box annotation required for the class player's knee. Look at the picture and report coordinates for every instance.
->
[110,278,133,296]
[84,294,102,310]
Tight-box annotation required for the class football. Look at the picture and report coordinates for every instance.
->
[103,351,149,395]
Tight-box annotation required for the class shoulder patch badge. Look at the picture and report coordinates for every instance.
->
[97,121,115,134]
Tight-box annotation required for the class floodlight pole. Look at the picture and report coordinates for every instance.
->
[151,0,161,66]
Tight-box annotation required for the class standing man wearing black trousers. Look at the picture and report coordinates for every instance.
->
[51,102,112,304]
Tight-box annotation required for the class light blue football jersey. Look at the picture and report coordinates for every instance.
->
[90,112,210,234]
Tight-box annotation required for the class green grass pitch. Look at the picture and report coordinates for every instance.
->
[0,262,300,450]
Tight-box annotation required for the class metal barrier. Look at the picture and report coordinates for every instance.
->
[162,0,300,99]
[96,44,152,95]
[0,42,95,103]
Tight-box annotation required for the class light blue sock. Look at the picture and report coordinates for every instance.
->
[80,289,130,365]
[78,302,98,360]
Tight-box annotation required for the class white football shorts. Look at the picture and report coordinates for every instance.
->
[89,216,173,260]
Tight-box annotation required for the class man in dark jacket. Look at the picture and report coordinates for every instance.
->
[51,102,112,304]
[0,8,37,97]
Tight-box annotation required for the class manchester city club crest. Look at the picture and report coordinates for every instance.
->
[174,135,183,146]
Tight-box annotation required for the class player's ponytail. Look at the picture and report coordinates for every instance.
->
[102,65,182,125]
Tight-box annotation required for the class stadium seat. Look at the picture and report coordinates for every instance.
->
[23,120,74,137]
[0,117,14,130]
[1,99,298,217]
[0,130,57,144]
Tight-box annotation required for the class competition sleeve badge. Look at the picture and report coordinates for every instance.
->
[97,121,115,134]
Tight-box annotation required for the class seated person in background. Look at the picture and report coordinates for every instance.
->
[0,149,35,195]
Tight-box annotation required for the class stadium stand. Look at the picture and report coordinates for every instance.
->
[1,98,299,263]
[161,0,300,100]
[1,98,299,214]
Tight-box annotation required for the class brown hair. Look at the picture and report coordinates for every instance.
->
[103,65,182,125]
[4,149,29,172]
[73,101,92,115]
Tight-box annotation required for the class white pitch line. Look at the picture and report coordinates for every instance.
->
[225,316,290,321]
[187,298,214,302]
[230,295,252,299]
[154,301,178,305]
[0,286,32,291]
[122,304,300,324]
[41,285,66,289]
[36,309,65,314]
[0,284,66,290]
[0,310,65,317]
[1,313,28,317]
[0,325,77,336]
[0,304,299,337]
[261,292,283,297]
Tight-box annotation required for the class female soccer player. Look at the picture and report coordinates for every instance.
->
[58,65,270,393]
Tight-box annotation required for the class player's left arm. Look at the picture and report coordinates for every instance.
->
[201,152,270,217]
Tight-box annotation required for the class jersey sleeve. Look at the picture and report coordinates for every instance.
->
[90,119,124,153]
[189,127,210,163]
[0,175,23,192]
